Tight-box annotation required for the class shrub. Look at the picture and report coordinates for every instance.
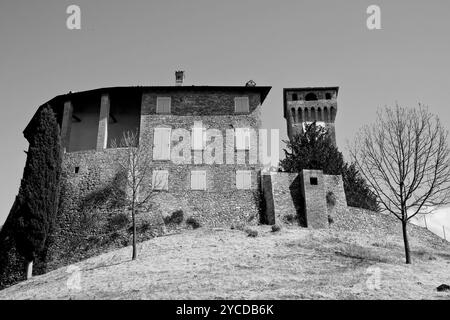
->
[108,213,130,230]
[245,228,258,237]
[231,222,246,231]
[163,210,184,225]
[137,221,151,233]
[271,224,281,233]
[186,217,201,229]
[283,214,296,224]
[326,191,336,207]
[328,215,334,225]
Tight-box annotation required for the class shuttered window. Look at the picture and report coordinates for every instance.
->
[236,170,252,189]
[235,128,250,150]
[153,127,171,160]
[156,97,171,114]
[234,97,249,113]
[152,170,169,190]
[192,121,206,150]
[191,170,206,190]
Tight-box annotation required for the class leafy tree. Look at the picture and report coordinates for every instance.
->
[343,163,378,211]
[280,122,377,211]
[350,105,450,264]
[280,122,344,175]
[13,105,62,278]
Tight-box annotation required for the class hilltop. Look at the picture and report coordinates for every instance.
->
[0,209,449,300]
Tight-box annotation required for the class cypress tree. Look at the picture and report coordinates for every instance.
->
[13,105,62,279]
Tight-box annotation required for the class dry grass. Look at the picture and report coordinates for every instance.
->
[1,226,450,300]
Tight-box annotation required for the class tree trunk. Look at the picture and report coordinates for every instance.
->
[132,205,137,260]
[26,260,33,279]
[402,219,411,264]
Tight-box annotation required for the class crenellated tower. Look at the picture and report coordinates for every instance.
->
[283,87,339,145]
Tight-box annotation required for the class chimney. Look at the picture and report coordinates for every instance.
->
[175,70,185,86]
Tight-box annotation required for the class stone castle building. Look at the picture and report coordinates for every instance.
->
[23,76,347,237]
[24,74,271,228]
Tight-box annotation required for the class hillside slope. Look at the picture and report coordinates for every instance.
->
[0,217,449,299]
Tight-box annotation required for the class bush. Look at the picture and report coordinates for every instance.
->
[245,228,258,237]
[186,217,201,229]
[108,213,130,230]
[328,215,334,225]
[163,210,184,225]
[230,222,246,231]
[283,214,296,224]
[271,224,281,233]
[326,191,336,207]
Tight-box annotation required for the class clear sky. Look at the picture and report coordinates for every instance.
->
[1,0,449,231]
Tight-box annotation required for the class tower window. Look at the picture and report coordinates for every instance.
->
[292,93,298,101]
[74,166,80,174]
[305,93,318,101]
[325,93,332,100]
[310,177,318,185]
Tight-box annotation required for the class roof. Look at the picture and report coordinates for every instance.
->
[283,87,339,94]
[23,85,272,138]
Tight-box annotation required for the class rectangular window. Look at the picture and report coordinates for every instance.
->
[235,128,250,150]
[191,170,206,190]
[152,170,169,190]
[236,170,252,189]
[310,177,318,185]
[156,97,171,114]
[234,97,249,113]
[153,127,171,160]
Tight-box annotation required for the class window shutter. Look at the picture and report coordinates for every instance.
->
[156,97,171,114]
[236,171,251,189]
[243,171,252,189]
[235,128,250,150]
[191,171,206,190]
[235,97,249,113]
[236,171,243,189]
[152,170,169,190]
[192,124,205,150]
[153,127,171,160]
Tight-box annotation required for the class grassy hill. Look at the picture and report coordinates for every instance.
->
[0,210,449,299]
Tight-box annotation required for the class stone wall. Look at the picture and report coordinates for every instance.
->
[323,174,348,224]
[44,89,265,271]
[262,170,347,228]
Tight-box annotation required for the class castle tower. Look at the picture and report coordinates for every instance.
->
[283,87,339,145]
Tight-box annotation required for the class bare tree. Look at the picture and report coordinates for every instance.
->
[349,104,450,264]
[111,130,157,260]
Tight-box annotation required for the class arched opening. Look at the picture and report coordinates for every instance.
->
[330,107,336,121]
[291,108,296,122]
[325,93,332,100]
[323,107,329,122]
[292,93,298,101]
[298,108,303,122]
[310,107,316,121]
[304,108,309,121]
[317,107,322,121]
[305,92,318,101]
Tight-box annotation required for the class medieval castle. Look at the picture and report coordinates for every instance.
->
[23,72,347,234]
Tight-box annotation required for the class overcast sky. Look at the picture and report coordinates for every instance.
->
[0,0,449,233]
